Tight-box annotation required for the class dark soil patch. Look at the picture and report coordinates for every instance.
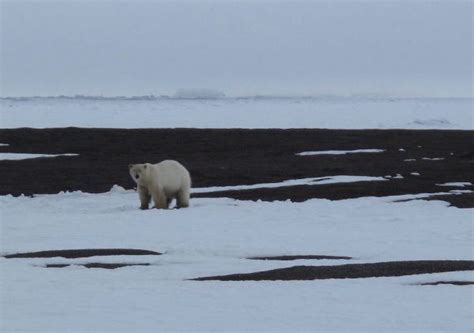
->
[0,128,473,207]
[417,193,474,209]
[417,281,474,286]
[4,248,161,259]
[247,255,352,261]
[192,181,473,207]
[192,260,474,281]
[45,263,151,269]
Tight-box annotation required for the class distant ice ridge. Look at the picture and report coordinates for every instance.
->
[1,96,472,129]
[173,89,226,99]
[1,94,470,102]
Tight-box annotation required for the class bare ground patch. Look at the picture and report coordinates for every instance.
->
[247,255,352,261]
[4,248,162,259]
[0,128,472,207]
[193,260,474,281]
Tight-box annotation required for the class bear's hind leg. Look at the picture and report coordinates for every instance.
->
[138,185,151,210]
[152,191,169,209]
[176,189,190,208]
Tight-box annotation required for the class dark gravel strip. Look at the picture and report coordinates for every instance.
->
[417,281,474,286]
[1,128,473,208]
[247,255,352,261]
[192,260,474,281]
[4,248,162,259]
[45,263,152,269]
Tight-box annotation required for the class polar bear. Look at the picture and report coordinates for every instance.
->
[129,160,191,209]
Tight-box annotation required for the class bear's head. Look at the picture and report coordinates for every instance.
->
[129,163,150,185]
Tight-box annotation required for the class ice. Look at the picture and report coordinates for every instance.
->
[1,96,472,129]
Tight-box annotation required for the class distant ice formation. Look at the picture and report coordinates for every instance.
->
[173,89,226,99]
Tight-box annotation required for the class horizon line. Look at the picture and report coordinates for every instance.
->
[1,93,472,101]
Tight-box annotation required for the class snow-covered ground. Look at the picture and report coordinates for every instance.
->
[1,185,473,331]
[1,96,473,331]
[1,96,472,129]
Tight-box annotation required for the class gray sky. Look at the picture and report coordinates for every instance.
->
[1,0,472,97]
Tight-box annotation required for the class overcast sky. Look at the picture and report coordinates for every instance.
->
[1,0,472,97]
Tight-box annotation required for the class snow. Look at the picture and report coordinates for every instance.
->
[386,174,404,179]
[1,93,472,330]
[0,143,9,146]
[422,157,445,161]
[411,172,421,176]
[1,187,473,331]
[10,186,468,259]
[0,153,78,160]
[437,182,472,187]
[192,175,387,193]
[1,96,472,129]
[296,149,384,156]
[1,266,472,332]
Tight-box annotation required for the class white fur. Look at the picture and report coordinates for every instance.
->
[129,160,191,209]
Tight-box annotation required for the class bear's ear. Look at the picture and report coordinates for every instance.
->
[144,164,148,169]
[128,164,133,169]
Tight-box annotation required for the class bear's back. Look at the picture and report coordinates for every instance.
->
[154,160,191,191]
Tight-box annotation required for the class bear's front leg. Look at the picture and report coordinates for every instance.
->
[152,191,168,209]
[138,185,151,210]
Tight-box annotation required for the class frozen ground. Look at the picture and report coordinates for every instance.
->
[1,96,472,129]
[0,97,472,331]
[1,185,473,331]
